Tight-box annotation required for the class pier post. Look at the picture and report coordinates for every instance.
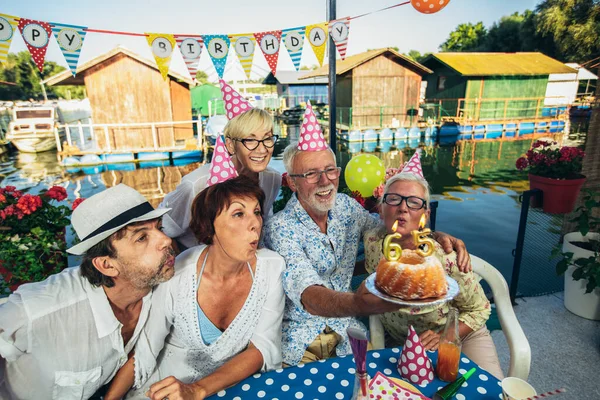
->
[151,123,158,150]
[54,127,62,153]
[65,124,73,147]
[77,121,85,148]
[327,0,337,152]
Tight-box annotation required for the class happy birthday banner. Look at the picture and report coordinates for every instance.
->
[0,1,450,81]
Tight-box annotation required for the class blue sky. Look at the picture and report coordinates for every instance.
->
[4,0,541,81]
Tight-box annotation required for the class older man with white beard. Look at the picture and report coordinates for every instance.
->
[264,104,469,366]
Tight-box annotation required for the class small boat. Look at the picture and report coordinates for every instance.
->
[6,106,59,153]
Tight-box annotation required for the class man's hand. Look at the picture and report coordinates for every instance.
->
[147,376,207,400]
[354,281,405,315]
[433,231,471,272]
[418,330,441,351]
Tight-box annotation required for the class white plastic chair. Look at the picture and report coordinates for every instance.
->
[369,254,531,381]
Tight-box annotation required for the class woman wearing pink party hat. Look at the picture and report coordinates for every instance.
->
[363,152,503,379]
[105,139,285,400]
[159,80,281,251]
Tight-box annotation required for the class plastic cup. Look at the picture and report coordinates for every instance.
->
[502,377,536,400]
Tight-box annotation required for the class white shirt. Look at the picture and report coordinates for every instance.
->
[130,245,285,396]
[0,267,153,400]
[159,163,282,249]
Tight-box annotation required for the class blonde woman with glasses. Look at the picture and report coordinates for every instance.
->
[160,108,281,251]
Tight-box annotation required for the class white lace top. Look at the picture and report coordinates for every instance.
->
[129,245,285,396]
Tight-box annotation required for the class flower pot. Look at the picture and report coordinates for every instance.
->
[562,232,600,320]
[528,174,586,214]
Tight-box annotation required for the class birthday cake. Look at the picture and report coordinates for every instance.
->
[375,249,447,300]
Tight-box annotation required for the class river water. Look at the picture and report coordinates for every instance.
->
[0,119,587,284]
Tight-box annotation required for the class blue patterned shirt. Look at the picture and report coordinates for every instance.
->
[263,193,380,365]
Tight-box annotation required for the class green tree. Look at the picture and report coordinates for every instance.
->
[534,0,600,62]
[195,70,209,84]
[440,22,487,52]
[0,52,85,100]
[405,50,431,63]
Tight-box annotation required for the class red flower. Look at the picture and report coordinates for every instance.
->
[16,194,42,215]
[45,186,68,202]
[72,197,86,211]
[0,193,6,204]
[281,173,290,188]
[3,186,16,193]
[515,157,528,170]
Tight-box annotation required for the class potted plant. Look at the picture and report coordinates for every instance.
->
[0,185,81,294]
[516,139,586,214]
[552,189,600,320]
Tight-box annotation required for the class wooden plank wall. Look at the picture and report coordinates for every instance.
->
[84,54,190,151]
[170,79,193,144]
[351,55,422,128]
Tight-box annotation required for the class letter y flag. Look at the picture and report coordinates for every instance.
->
[18,18,52,73]
[0,14,19,65]
[254,30,282,77]
[329,17,350,60]
[146,33,177,81]
[51,22,87,76]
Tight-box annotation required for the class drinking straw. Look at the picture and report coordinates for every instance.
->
[347,327,369,396]
[525,388,567,399]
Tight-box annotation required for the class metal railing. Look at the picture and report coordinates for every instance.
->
[54,119,203,154]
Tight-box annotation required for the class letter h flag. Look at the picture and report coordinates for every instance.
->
[254,30,282,76]
[51,22,88,76]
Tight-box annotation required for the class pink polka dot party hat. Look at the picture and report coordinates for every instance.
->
[219,79,253,120]
[207,135,238,186]
[398,326,435,386]
[401,152,425,179]
[297,101,328,151]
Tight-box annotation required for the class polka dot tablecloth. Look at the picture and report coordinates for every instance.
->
[209,348,502,399]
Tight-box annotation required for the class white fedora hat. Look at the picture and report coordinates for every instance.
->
[68,184,170,255]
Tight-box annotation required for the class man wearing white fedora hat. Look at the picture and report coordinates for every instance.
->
[0,184,176,400]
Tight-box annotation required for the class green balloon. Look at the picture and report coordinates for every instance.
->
[344,154,385,197]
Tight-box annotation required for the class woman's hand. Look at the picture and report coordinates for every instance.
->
[146,376,207,400]
[418,330,441,351]
[432,231,471,272]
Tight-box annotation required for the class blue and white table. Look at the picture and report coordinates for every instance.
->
[208,348,503,399]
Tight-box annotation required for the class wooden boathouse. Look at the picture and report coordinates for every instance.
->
[299,48,432,129]
[43,46,195,152]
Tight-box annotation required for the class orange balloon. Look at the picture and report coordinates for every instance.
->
[411,0,450,14]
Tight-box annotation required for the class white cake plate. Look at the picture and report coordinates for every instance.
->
[365,274,459,307]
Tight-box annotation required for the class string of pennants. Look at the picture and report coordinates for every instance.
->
[0,1,449,82]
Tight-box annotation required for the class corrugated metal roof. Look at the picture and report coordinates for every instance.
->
[426,52,577,76]
[299,48,432,80]
[263,70,328,85]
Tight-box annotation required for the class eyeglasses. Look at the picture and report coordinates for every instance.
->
[382,193,427,210]
[290,167,341,184]
[233,135,279,151]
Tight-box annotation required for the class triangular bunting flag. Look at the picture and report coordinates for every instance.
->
[174,35,204,81]
[51,22,87,77]
[0,14,19,65]
[145,33,177,81]
[282,27,305,71]
[202,34,231,79]
[306,22,328,67]
[329,17,350,60]
[254,30,282,76]
[18,18,52,73]
[229,33,256,79]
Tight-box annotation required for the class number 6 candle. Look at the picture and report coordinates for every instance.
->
[383,220,402,261]
[412,214,435,257]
